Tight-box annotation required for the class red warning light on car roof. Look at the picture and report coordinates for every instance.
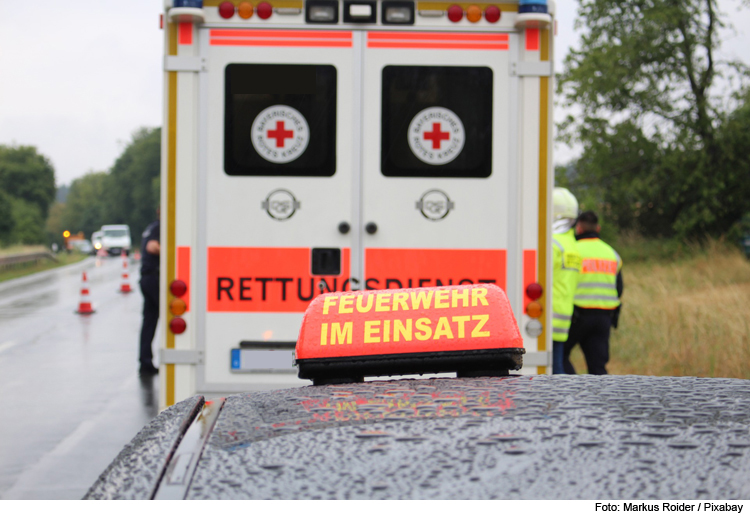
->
[295,283,525,385]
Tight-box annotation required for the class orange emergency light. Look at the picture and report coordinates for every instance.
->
[295,283,525,385]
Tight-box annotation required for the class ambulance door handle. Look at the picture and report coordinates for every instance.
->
[365,222,378,235]
[338,222,350,234]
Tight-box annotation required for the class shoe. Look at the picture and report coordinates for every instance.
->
[139,364,159,376]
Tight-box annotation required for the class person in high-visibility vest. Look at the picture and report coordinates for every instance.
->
[551,188,582,374]
[563,211,623,375]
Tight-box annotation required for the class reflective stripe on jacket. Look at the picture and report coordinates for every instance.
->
[574,237,622,310]
[552,228,581,342]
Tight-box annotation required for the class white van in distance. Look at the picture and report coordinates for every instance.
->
[100,225,132,256]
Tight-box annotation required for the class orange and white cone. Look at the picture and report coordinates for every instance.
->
[119,252,132,293]
[76,271,95,314]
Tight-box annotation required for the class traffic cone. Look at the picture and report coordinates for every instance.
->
[76,272,95,314]
[119,252,132,293]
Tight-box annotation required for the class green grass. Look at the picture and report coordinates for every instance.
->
[0,251,89,283]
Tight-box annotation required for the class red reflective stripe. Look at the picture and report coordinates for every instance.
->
[523,249,536,313]
[179,22,192,45]
[369,31,509,42]
[364,248,507,292]
[526,28,539,51]
[367,42,508,50]
[210,29,353,39]
[177,246,190,312]
[210,39,353,48]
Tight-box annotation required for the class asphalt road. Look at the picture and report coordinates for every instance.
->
[0,255,159,499]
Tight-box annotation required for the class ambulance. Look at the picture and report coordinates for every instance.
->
[159,0,555,407]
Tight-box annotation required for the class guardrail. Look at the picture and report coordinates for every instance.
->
[0,252,58,271]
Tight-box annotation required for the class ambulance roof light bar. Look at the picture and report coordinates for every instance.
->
[167,0,205,23]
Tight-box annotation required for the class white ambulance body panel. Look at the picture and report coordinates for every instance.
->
[159,1,554,407]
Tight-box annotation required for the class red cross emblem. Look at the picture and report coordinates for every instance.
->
[423,122,450,150]
[267,121,294,148]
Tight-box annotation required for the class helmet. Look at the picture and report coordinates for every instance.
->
[553,187,578,220]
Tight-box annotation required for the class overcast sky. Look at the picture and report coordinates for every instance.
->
[0,1,748,187]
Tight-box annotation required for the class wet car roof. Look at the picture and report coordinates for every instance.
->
[86,375,750,500]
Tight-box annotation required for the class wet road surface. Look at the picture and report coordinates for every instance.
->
[0,255,159,499]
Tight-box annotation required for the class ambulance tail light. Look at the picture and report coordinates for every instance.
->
[526,301,543,319]
[170,317,187,335]
[256,1,273,19]
[218,1,235,18]
[170,298,187,316]
[526,282,543,301]
[484,5,501,23]
[447,4,463,22]
[466,5,481,23]
[525,319,543,338]
[238,2,254,19]
[170,279,187,297]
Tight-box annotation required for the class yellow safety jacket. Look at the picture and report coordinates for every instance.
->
[574,235,622,310]
[552,228,581,342]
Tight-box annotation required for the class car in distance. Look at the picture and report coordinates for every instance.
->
[99,225,131,256]
[85,374,750,500]
[70,239,94,255]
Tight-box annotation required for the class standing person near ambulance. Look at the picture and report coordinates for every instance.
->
[563,211,623,375]
[138,210,160,376]
[551,188,582,374]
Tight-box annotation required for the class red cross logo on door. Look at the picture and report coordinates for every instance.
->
[267,121,294,148]
[423,123,450,150]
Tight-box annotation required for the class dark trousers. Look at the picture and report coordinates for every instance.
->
[139,274,159,367]
[563,309,613,375]
[552,341,565,374]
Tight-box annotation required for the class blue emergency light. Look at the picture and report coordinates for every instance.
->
[519,0,548,14]
[173,0,203,8]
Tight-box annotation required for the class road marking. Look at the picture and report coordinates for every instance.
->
[0,341,16,354]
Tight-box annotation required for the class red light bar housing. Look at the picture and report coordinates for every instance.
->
[295,283,524,385]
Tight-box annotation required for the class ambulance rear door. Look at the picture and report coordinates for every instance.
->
[199,28,356,391]
[360,29,520,304]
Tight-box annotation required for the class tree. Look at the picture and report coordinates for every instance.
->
[104,127,161,244]
[45,201,67,248]
[0,145,56,219]
[557,0,750,238]
[61,171,109,237]
[8,197,45,245]
[0,190,15,245]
